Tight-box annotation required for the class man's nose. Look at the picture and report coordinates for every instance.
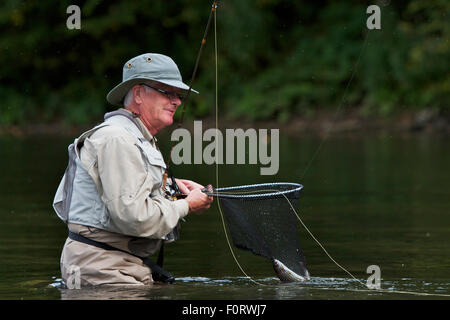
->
[171,97,182,107]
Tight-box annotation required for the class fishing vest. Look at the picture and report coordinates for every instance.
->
[52,109,176,241]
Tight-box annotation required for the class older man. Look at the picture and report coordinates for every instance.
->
[53,53,213,287]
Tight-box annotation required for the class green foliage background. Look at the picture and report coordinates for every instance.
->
[0,0,448,126]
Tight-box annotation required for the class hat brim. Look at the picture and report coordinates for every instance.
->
[106,78,199,106]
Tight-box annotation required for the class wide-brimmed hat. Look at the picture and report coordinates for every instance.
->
[106,53,198,106]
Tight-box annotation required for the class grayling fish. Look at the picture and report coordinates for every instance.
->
[272,259,310,282]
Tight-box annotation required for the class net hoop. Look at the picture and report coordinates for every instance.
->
[208,182,303,200]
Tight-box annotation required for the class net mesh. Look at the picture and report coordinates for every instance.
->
[206,183,308,279]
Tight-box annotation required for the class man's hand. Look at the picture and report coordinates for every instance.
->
[185,188,213,214]
[171,178,213,214]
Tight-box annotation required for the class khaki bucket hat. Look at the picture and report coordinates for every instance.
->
[106,53,198,106]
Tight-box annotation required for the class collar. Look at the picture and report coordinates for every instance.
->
[120,108,156,143]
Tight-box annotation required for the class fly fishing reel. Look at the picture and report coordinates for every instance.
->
[164,170,187,200]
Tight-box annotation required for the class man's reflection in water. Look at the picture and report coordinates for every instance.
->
[59,284,166,300]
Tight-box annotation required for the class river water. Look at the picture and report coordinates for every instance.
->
[0,130,449,300]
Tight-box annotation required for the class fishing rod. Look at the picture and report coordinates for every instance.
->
[162,1,220,196]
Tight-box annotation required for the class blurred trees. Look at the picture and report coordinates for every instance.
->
[0,0,448,126]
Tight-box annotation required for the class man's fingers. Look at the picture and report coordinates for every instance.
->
[181,179,205,190]
[175,179,190,194]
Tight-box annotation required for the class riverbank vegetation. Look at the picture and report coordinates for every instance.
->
[0,0,448,127]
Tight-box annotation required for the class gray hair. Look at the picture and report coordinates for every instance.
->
[123,84,151,107]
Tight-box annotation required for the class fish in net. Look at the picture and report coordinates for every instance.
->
[203,182,309,282]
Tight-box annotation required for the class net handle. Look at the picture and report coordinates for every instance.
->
[201,182,304,199]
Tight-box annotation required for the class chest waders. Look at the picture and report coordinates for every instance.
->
[68,231,174,284]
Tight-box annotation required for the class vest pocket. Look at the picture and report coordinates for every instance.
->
[136,142,166,170]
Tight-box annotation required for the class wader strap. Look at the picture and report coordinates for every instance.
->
[68,231,175,284]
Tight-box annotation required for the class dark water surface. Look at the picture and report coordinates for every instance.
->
[0,131,449,300]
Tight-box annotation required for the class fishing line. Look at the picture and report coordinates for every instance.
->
[212,3,266,287]
[214,185,450,297]
[210,2,364,288]
[209,4,449,298]
[209,3,371,287]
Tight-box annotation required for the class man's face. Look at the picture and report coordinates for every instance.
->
[137,83,183,135]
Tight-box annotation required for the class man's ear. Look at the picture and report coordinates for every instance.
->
[132,85,144,104]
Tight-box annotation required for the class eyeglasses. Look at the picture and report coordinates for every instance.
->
[141,84,185,101]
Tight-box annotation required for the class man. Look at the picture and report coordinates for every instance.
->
[53,53,213,287]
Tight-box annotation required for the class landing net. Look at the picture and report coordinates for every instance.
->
[205,183,308,278]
